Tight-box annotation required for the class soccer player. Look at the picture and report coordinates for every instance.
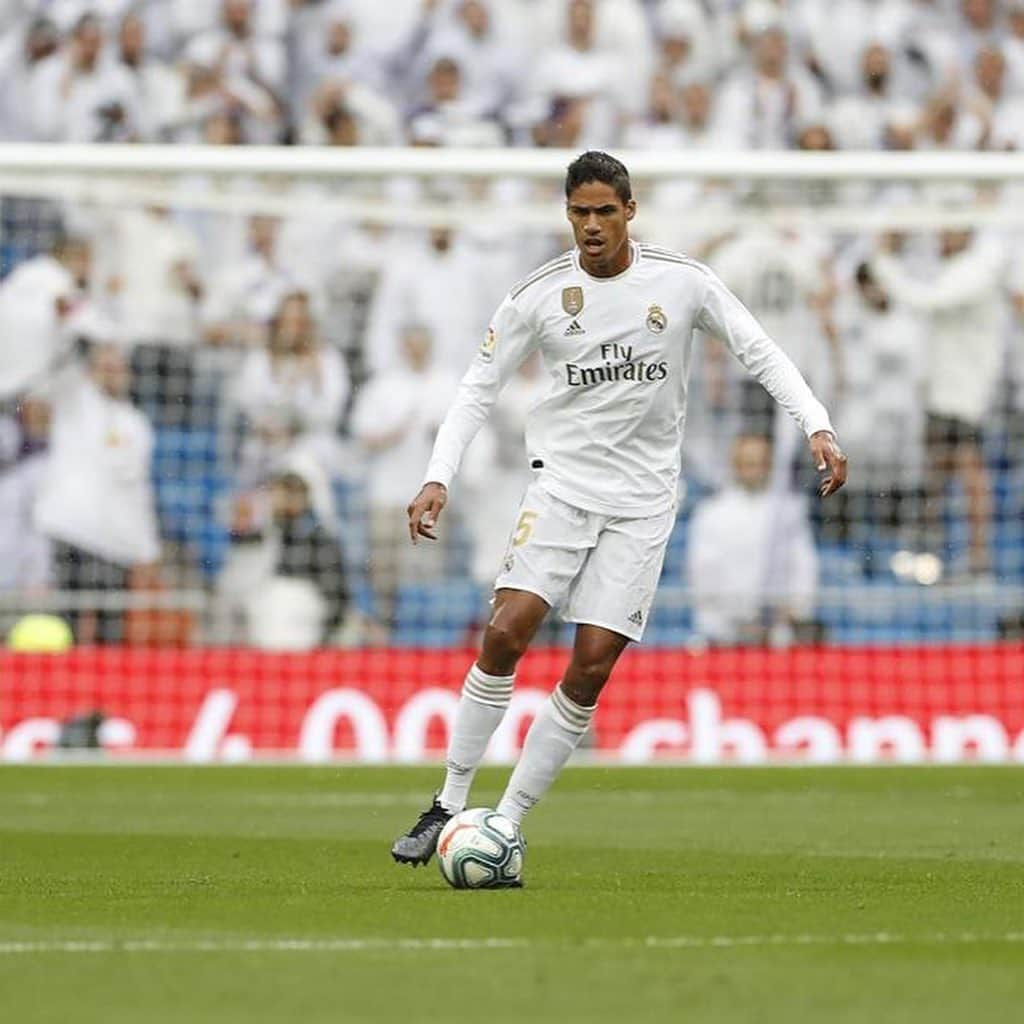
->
[391,151,847,866]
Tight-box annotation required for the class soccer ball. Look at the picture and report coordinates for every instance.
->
[436,808,525,889]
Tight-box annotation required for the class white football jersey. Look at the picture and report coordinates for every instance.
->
[425,241,833,517]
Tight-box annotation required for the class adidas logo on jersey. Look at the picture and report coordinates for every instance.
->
[627,609,644,626]
[564,319,586,336]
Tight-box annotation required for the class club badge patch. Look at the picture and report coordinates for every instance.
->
[562,286,584,316]
[479,326,497,362]
[645,303,667,334]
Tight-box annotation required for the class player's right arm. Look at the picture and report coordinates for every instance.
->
[408,296,538,543]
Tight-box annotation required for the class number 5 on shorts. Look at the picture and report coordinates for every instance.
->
[513,510,538,547]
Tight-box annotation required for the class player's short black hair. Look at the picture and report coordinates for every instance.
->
[565,151,632,204]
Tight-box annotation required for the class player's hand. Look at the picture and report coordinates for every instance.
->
[810,430,847,498]
[407,482,447,544]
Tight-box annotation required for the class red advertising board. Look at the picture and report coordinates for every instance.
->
[1,646,1023,763]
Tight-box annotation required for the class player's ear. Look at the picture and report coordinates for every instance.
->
[625,199,637,221]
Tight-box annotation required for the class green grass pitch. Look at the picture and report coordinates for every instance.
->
[2,765,1023,1023]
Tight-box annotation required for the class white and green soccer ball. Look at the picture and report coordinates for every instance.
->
[436,809,525,889]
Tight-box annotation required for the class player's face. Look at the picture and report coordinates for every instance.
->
[566,181,636,276]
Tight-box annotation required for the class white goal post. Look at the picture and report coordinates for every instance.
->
[0,145,1023,233]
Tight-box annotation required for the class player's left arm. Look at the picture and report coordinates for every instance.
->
[695,265,848,497]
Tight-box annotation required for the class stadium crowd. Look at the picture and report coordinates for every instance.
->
[0,0,1022,649]
[1,0,1024,150]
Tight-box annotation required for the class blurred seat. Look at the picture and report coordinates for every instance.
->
[151,426,231,577]
[818,582,1001,644]
[390,580,484,648]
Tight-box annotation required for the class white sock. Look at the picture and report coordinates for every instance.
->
[496,685,595,825]
[437,663,515,814]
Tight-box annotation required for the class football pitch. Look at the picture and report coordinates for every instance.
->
[1,765,1022,1023]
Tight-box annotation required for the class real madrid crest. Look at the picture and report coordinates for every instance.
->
[646,303,667,334]
[479,325,497,362]
[562,286,584,316]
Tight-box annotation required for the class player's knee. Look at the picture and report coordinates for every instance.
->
[480,621,530,674]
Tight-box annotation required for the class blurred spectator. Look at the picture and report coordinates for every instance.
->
[407,54,503,147]
[228,290,349,482]
[185,0,285,94]
[830,262,927,544]
[364,226,493,376]
[827,42,918,151]
[34,342,160,644]
[654,0,717,87]
[0,233,91,400]
[315,94,359,146]
[917,92,983,150]
[0,395,52,590]
[957,0,1002,68]
[964,46,1024,151]
[293,4,386,113]
[887,0,961,96]
[0,16,60,140]
[417,0,519,119]
[351,325,458,628]
[677,81,716,146]
[1006,1,1024,94]
[115,11,185,141]
[713,20,823,148]
[171,61,260,143]
[871,224,1007,573]
[183,0,284,142]
[101,205,204,424]
[688,434,819,647]
[23,1,138,34]
[530,93,588,148]
[623,71,685,149]
[219,457,347,650]
[528,0,629,148]
[709,227,838,449]
[300,77,401,147]
[29,13,140,141]
[201,214,304,347]
[104,206,202,348]
[796,0,887,96]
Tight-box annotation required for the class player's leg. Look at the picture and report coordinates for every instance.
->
[391,590,549,865]
[496,505,674,825]
[496,624,628,824]
[438,588,550,813]
[392,483,592,865]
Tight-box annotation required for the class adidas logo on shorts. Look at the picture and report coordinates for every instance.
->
[564,319,586,336]
[627,609,644,626]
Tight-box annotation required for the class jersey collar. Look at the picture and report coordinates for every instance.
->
[572,239,640,282]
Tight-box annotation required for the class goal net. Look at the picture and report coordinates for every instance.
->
[0,145,1022,763]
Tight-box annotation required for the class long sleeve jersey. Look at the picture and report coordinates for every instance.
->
[424,241,834,518]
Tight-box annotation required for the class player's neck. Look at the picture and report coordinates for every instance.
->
[578,237,633,278]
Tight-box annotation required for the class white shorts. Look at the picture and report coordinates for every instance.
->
[493,480,675,642]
